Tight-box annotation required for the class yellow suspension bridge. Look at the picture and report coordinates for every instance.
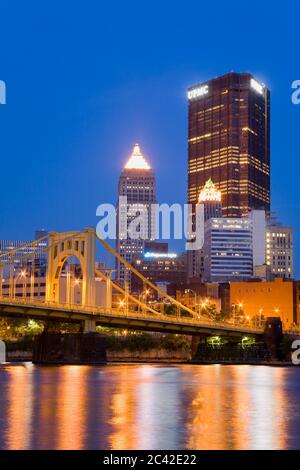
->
[0,228,264,337]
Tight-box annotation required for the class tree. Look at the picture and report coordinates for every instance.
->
[201,303,218,320]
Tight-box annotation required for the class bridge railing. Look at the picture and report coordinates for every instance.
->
[0,295,264,333]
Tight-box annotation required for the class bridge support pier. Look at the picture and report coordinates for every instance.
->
[33,331,107,364]
[191,335,201,358]
[83,319,97,333]
[264,317,283,360]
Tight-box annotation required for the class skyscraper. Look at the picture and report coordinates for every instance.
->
[188,72,270,218]
[266,224,293,279]
[116,144,156,288]
[187,179,222,280]
[198,178,222,221]
[203,210,266,283]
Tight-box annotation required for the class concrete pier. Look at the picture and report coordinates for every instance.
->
[33,332,107,364]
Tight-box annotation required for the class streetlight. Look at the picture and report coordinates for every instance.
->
[13,269,27,298]
[200,298,209,315]
[73,277,81,305]
[138,288,151,314]
[21,270,26,298]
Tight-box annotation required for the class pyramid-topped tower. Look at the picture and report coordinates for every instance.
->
[198,178,221,203]
[124,144,151,170]
[116,144,156,289]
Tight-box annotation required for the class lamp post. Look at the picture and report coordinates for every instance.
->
[20,269,26,298]
[73,277,81,305]
[138,288,150,314]
[119,299,126,315]
[12,269,26,299]
[200,298,209,318]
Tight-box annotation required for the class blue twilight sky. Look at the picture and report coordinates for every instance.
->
[0,1,299,273]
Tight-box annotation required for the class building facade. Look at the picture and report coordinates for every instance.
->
[266,224,293,279]
[0,274,108,308]
[0,231,48,276]
[187,179,222,280]
[203,217,253,282]
[230,278,296,328]
[188,72,270,218]
[132,242,187,294]
[116,144,156,288]
[203,210,266,283]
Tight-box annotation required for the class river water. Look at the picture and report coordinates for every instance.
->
[0,363,300,450]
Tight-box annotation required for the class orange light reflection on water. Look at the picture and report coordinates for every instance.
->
[0,364,298,450]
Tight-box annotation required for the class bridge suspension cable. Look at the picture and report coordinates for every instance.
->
[94,231,197,318]
[95,268,161,316]
[0,234,49,262]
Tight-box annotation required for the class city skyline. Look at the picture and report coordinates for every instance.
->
[0,2,299,277]
[1,2,300,457]
[187,72,270,217]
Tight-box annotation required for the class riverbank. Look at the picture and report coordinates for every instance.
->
[3,327,295,365]
[5,351,294,366]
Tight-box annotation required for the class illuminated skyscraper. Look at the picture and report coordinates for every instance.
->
[203,210,266,283]
[187,179,222,280]
[198,178,222,221]
[116,144,156,287]
[188,72,270,218]
[266,223,293,279]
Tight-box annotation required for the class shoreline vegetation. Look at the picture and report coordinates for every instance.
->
[0,317,297,365]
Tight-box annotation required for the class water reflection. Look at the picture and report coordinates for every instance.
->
[0,364,300,449]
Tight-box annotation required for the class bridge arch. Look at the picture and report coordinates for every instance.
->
[46,229,95,307]
[56,254,83,304]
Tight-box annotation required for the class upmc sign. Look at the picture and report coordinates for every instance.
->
[188,84,209,100]
[0,80,6,104]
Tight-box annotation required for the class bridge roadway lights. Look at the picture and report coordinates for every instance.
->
[83,319,97,333]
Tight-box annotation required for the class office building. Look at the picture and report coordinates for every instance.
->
[116,144,156,288]
[203,210,266,282]
[188,72,270,218]
[266,223,293,279]
[0,272,108,308]
[198,178,223,221]
[132,241,186,294]
[0,230,48,276]
[230,278,296,329]
[187,179,222,280]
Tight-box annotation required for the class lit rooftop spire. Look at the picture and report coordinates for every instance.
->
[124,143,151,170]
[198,178,221,203]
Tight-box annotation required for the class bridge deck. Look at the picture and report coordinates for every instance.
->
[0,298,264,337]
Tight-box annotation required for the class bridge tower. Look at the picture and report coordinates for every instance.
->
[46,228,96,308]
